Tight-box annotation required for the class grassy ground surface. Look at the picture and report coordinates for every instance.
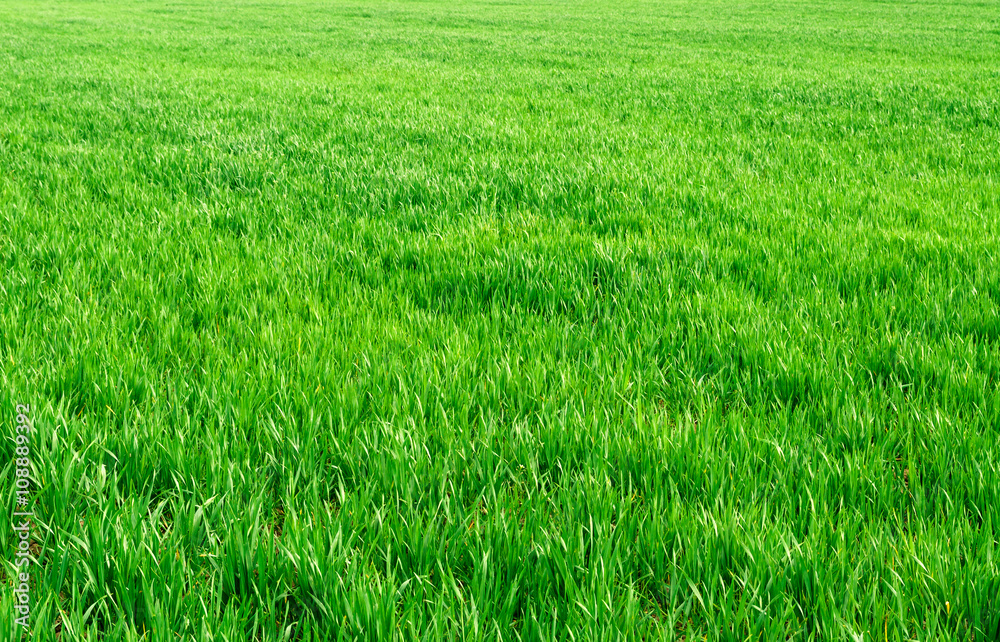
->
[1,0,999,639]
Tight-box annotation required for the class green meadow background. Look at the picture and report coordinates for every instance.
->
[1,0,999,638]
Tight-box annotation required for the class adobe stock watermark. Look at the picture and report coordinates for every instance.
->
[12,403,33,630]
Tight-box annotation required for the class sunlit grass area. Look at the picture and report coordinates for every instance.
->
[1,0,999,638]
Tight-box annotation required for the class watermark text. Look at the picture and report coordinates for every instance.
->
[13,403,32,630]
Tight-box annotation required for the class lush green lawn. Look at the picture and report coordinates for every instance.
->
[1,0,999,638]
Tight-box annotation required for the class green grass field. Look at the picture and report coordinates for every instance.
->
[1,0,999,638]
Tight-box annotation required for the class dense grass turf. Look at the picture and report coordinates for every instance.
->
[2,0,999,638]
